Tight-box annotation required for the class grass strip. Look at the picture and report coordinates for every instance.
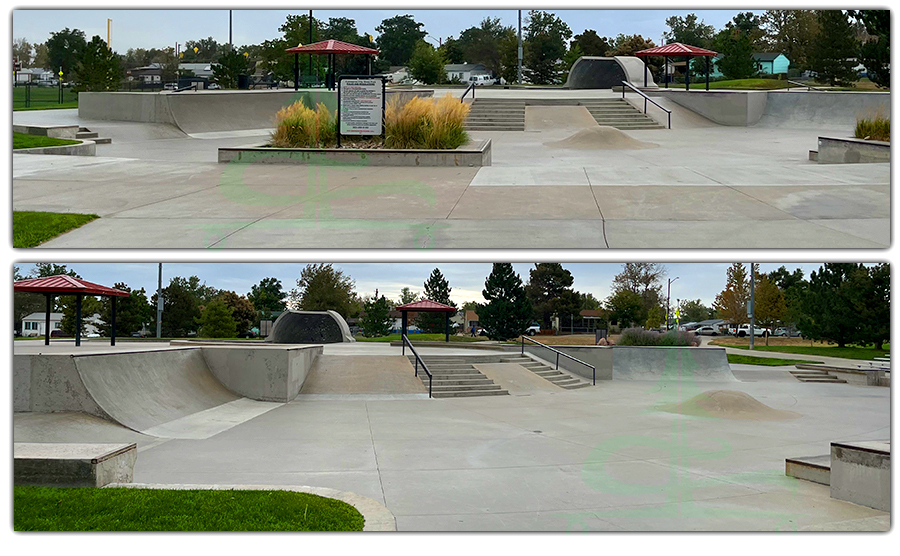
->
[14,486,365,531]
[13,132,81,149]
[13,211,99,248]
[717,343,888,361]
[355,333,488,343]
[727,354,822,366]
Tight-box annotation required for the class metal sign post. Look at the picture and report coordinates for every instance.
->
[336,74,386,148]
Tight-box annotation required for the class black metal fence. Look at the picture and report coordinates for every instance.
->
[12,83,78,110]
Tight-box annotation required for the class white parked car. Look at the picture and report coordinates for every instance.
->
[468,74,496,86]
[735,324,770,337]
[695,326,719,336]
[524,323,541,336]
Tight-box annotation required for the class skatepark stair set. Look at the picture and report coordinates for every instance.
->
[466,98,664,131]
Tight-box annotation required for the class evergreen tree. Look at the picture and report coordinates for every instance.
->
[96,283,153,337]
[247,277,287,316]
[197,298,238,338]
[60,296,102,336]
[416,268,456,333]
[399,287,418,305]
[799,263,869,347]
[478,263,533,341]
[218,291,257,336]
[857,263,890,349]
[46,27,87,79]
[525,263,575,328]
[359,295,394,338]
[523,10,572,84]
[715,28,758,80]
[75,35,121,92]
[571,30,611,56]
[851,10,890,88]
[809,10,859,86]
[213,48,251,89]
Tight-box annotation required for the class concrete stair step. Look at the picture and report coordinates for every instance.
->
[562,382,592,390]
[552,379,585,387]
[785,455,831,485]
[431,384,502,392]
[92,137,113,144]
[535,371,564,377]
[76,131,99,139]
[799,378,847,383]
[465,126,524,131]
[432,378,494,386]
[432,389,510,398]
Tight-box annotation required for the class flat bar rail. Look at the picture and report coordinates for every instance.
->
[521,336,596,385]
[460,81,476,103]
[787,80,825,92]
[402,334,433,398]
[621,81,671,129]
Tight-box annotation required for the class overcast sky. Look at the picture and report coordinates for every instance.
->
[14,262,836,308]
[12,9,749,53]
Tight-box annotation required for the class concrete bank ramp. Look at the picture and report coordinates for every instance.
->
[300,355,427,396]
[525,106,597,131]
[613,347,736,382]
[73,349,240,433]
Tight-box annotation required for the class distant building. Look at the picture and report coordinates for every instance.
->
[464,310,480,334]
[15,68,54,84]
[127,63,162,83]
[709,52,790,78]
[178,63,215,78]
[21,312,103,337]
[444,63,492,83]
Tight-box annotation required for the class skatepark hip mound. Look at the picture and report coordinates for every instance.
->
[659,390,802,420]
[545,126,658,150]
[268,310,355,344]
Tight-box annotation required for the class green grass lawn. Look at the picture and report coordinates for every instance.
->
[13,211,99,248]
[718,343,888,361]
[684,79,795,90]
[13,132,81,150]
[727,354,822,366]
[355,333,489,343]
[14,486,365,531]
[12,86,78,110]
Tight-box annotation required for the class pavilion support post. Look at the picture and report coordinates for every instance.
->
[294,53,299,91]
[111,296,117,346]
[367,54,371,76]
[665,58,668,88]
[44,294,52,345]
[685,56,690,91]
[706,56,711,91]
[445,313,450,343]
[401,311,408,355]
[75,294,83,347]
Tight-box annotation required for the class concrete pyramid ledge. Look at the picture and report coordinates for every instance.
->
[105,483,397,531]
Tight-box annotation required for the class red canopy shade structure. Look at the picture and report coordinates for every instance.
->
[635,42,719,91]
[14,275,130,347]
[285,39,380,91]
[395,299,457,345]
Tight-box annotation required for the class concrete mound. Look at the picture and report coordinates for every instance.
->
[660,390,802,421]
[545,126,658,150]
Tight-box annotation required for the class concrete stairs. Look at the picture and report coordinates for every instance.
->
[580,98,665,130]
[790,368,847,384]
[407,355,509,398]
[77,127,112,144]
[465,99,525,131]
[785,454,831,485]
[500,355,592,389]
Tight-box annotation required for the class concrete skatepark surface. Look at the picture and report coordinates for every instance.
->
[300,355,427,396]
[12,86,889,248]
[13,341,890,531]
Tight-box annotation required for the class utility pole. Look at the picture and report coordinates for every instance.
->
[156,263,163,339]
[309,10,313,79]
[229,10,233,50]
[107,19,112,49]
[517,10,523,85]
[749,263,755,351]
[666,277,679,330]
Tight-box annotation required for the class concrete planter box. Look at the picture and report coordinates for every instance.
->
[816,136,890,164]
[14,140,95,156]
[218,139,491,167]
[15,442,137,488]
[13,124,79,139]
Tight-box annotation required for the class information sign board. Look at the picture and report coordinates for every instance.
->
[338,77,384,136]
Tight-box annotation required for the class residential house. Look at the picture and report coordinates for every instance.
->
[444,63,492,84]
[127,63,163,83]
[178,63,215,79]
[464,310,480,334]
[15,68,55,84]
[385,66,409,83]
[21,312,103,337]
[709,52,790,78]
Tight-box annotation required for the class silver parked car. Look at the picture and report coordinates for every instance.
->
[695,326,719,336]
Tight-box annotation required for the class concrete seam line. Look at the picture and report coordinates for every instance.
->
[104,483,397,531]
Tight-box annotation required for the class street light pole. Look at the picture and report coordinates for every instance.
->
[517,10,523,85]
[749,263,755,351]
[666,277,679,330]
[156,263,163,339]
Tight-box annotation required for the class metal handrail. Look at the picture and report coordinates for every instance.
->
[621,81,671,129]
[787,79,825,92]
[460,81,476,103]
[402,334,433,398]
[521,336,596,385]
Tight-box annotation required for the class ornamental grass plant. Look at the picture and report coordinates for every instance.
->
[854,113,890,142]
[385,93,470,149]
[270,100,336,148]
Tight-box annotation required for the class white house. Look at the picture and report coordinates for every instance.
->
[178,63,216,78]
[15,68,55,84]
[444,63,492,83]
[21,312,104,337]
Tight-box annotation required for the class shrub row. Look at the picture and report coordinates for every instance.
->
[616,328,699,347]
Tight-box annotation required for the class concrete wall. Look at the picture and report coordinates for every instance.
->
[650,89,768,126]
[830,441,890,512]
[759,90,889,130]
[15,141,96,156]
[610,346,734,381]
[525,345,613,381]
[816,136,890,164]
[14,354,110,418]
[201,345,323,402]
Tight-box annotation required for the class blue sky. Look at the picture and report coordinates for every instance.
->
[14,262,831,308]
[12,9,747,53]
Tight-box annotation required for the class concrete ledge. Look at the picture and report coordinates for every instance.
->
[15,442,137,487]
[648,89,767,126]
[218,139,491,167]
[15,140,95,156]
[785,454,831,486]
[816,136,890,164]
[830,440,890,512]
[12,124,79,138]
[795,364,890,386]
[106,483,396,531]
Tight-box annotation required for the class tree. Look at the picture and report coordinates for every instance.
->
[857,263,890,349]
[525,263,575,328]
[478,263,533,341]
[457,18,515,76]
[60,296,101,336]
[664,13,715,48]
[714,263,750,326]
[679,299,713,323]
[218,291,257,336]
[754,276,786,345]
[725,12,766,49]
[608,34,660,76]
[610,263,667,326]
[809,10,859,86]
[33,42,50,69]
[376,15,427,66]
[13,266,45,334]
[289,264,356,317]
[197,298,237,338]
[579,292,601,311]
[75,35,121,92]
[359,295,394,338]
[247,277,287,316]
[605,290,644,329]
[47,28,87,78]
[439,36,465,64]
[416,268,456,333]
[13,38,33,66]
[407,40,446,84]
[761,10,819,71]
[851,10,890,88]
[96,283,153,337]
[497,32,521,84]
[799,263,869,347]
[714,28,758,80]
[767,266,807,333]
[645,305,665,330]
[182,37,227,62]
[571,30,610,57]
[561,43,583,83]
[213,48,251,88]
[399,287,418,305]
[523,10,572,85]
[150,276,204,337]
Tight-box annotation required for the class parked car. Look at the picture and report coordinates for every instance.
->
[524,323,541,336]
[208,83,221,90]
[774,327,803,337]
[131,331,147,338]
[695,326,719,336]
[164,82,178,90]
[735,324,770,337]
[468,74,496,86]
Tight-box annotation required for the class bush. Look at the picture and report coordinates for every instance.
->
[270,99,336,148]
[855,114,890,142]
[617,327,698,347]
[384,93,470,150]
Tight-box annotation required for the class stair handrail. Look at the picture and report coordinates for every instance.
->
[787,79,825,92]
[521,336,595,385]
[402,334,433,398]
[460,81,476,103]
[621,81,671,129]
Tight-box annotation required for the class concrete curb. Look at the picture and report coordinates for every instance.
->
[105,482,397,531]
[15,140,95,156]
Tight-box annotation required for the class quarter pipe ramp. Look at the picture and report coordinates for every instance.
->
[564,56,657,89]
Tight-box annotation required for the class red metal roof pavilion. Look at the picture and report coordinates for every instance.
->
[285,39,380,91]
[634,42,719,91]
[395,299,457,344]
[14,275,129,347]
